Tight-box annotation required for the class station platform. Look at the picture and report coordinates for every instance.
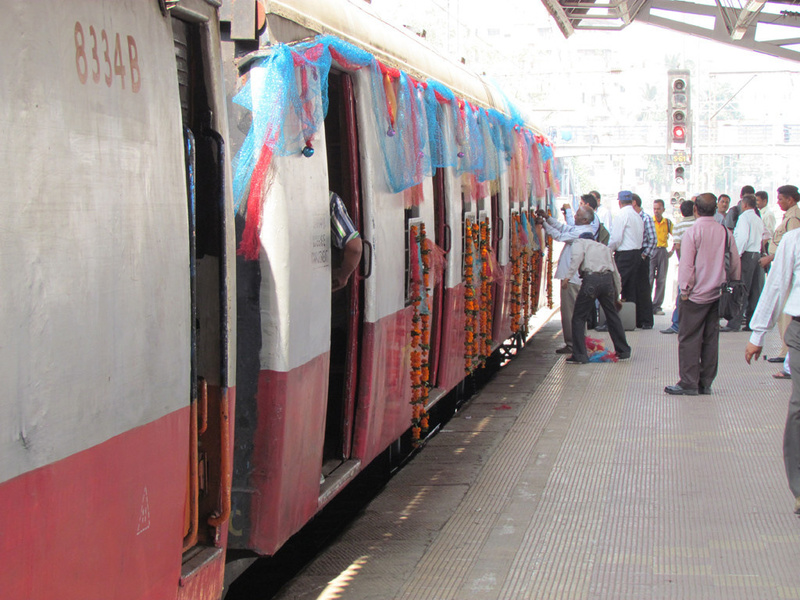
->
[273,312,800,600]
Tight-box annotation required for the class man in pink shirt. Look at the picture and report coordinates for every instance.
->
[665,193,742,395]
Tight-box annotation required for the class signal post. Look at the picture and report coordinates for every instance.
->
[668,70,691,209]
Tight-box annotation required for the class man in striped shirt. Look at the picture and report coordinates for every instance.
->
[330,191,362,291]
[661,200,696,335]
[632,193,656,329]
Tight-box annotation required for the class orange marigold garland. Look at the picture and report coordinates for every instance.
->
[464,218,478,373]
[545,226,554,309]
[509,214,522,333]
[409,223,432,446]
[478,218,493,362]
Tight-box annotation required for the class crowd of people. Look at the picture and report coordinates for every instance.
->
[543,184,800,514]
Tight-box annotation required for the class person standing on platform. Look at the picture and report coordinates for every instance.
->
[661,199,696,335]
[650,199,673,316]
[757,190,776,255]
[725,185,756,230]
[538,206,595,355]
[564,232,631,364]
[605,190,644,316]
[721,194,764,332]
[761,185,800,369]
[632,193,656,329]
[591,190,613,237]
[744,227,800,514]
[665,193,741,395]
[714,194,731,225]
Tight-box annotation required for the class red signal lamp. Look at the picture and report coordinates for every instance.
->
[672,125,686,142]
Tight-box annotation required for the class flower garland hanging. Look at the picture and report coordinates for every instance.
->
[409,223,432,446]
[478,218,493,362]
[521,211,531,329]
[531,248,542,313]
[464,218,478,374]
[546,227,554,309]
[509,214,522,334]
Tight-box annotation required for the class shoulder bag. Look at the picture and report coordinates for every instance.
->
[718,227,747,320]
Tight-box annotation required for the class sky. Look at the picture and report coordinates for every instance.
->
[367,0,800,200]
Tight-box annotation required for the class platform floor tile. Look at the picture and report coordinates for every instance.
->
[273,316,800,600]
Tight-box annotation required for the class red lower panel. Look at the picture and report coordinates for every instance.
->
[1,409,189,600]
[352,306,414,465]
[493,263,513,345]
[247,353,328,555]
[436,283,467,392]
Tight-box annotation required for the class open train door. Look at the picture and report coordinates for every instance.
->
[428,170,448,387]
[322,70,364,479]
[172,9,235,597]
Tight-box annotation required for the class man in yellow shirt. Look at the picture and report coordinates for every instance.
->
[650,199,673,315]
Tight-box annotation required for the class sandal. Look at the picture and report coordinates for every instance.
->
[773,372,792,380]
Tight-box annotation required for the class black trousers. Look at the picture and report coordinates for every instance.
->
[635,255,654,328]
[725,251,764,330]
[572,272,631,361]
[614,249,641,304]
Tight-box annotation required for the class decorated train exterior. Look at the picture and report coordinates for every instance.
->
[1,0,558,599]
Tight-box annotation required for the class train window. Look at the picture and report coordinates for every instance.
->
[405,211,422,306]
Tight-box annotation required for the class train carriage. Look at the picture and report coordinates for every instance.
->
[1,1,236,599]
[223,0,557,561]
[1,0,558,598]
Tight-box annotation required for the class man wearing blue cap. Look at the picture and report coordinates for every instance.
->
[607,191,645,312]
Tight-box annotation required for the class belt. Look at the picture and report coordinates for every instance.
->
[582,270,611,277]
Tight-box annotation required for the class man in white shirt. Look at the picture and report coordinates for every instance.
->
[722,194,765,332]
[757,190,776,252]
[607,190,644,306]
[591,190,613,237]
[745,227,800,514]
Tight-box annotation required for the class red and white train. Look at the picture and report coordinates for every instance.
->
[0,1,558,599]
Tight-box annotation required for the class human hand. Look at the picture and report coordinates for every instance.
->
[744,342,762,364]
[614,300,623,312]
[332,269,349,292]
[758,255,772,269]
[562,203,571,212]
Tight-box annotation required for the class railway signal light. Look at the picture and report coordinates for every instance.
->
[667,70,691,161]
[675,166,685,185]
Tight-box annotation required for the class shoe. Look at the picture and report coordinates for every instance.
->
[640,324,653,330]
[794,497,800,515]
[555,345,573,354]
[743,326,752,332]
[653,309,665,315]
[664,384,699,396]
[617,352,631,360]
[767,356,787,363]
[719,326,739,332]
[595,324,608,332]
[660,327,678,334]
[773,372,792,380]
[699,386,711,395]
[565,355,589,364]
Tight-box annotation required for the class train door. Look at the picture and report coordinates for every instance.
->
[322,70,363,478]
[172,13,233,571]
[429,170,448,387]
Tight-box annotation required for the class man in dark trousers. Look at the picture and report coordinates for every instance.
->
[666,193,741,395]
[599,190,643,333]
[632,193,656,329]
[565,232,631,364]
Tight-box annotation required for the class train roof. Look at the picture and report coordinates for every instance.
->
[254,0,544,135]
